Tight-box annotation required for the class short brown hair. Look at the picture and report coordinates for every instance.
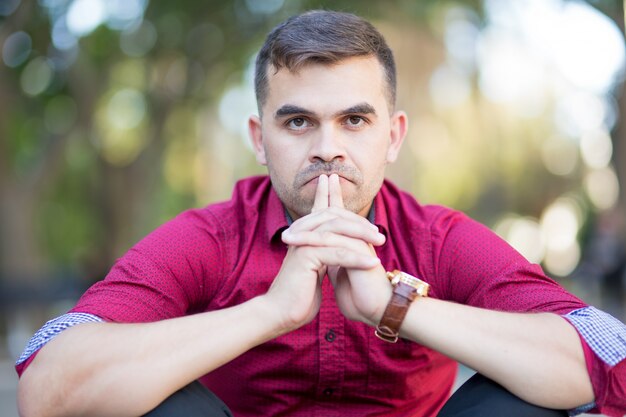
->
[254,10,397,114]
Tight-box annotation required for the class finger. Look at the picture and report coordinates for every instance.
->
[288,206,378,235]
[318,265,327,285]
[287,229,377,259]
[282,222,386,247]
[329,173,344,208]
[327,265,347,287]
[311,174,329,213]
[302,246,381,270]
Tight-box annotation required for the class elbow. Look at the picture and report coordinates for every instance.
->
[18,374,48,417]
[17,364,70,417]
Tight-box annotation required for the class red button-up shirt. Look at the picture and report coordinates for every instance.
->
[23,176,622,416]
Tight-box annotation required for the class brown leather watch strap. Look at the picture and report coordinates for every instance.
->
[375,282,416,343]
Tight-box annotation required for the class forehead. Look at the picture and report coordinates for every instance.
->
[263,56,390,115]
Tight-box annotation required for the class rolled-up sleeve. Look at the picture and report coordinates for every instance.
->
[15,312,104,377]
[564,306,626,416]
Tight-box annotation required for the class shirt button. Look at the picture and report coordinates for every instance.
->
[323,388,334,396]
[324,329,336,342]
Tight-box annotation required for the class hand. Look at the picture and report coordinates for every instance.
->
[281,174,392,326]
[265,174,382,334]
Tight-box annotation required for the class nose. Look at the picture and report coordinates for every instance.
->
[308,124,346,163]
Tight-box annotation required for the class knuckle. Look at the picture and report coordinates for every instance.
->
[335,247,348,260]
[320,230,334,242]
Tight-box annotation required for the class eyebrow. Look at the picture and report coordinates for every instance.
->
[274,105,314,119]
[274,102,377,119]
[335,103,377,117]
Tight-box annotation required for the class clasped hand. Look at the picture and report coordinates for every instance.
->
[267,174,391,334]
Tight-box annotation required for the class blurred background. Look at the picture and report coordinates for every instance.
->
[1,0,625,415]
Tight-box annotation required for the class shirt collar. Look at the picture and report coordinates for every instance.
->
[266,187,290,243]
[372,189,390,239]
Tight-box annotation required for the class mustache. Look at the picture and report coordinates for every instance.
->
[294,162,362,187]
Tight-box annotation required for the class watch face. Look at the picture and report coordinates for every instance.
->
[387,270,430,297]
[398,272,430,297]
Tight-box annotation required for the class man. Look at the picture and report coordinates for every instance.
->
[15,10,626,417]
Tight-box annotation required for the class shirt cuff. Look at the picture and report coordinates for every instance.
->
[564,306,626,415]
[568,401,596,416]
[16,312,104,366]
[564,306,626,366]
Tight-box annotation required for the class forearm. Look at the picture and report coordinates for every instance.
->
[18,295,282,417]
[401,297,594,409]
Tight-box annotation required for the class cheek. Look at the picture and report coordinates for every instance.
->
[266,139,307,166]
[353,146,389,170]
[265,147,299,183]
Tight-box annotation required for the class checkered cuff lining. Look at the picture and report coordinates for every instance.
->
[564,306,626,415]
[16,312,103,365]
[565,306,626,367]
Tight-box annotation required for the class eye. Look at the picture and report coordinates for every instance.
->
[286,117,312,130]
[344,115,367,128]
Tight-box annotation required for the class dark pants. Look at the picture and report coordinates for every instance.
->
[143,373,567,417]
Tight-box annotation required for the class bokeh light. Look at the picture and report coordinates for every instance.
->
[52,17,79,50]
[495,216,544,264]
[483,0,625,94]
[429,65,471,109]
[554,91,608,138]
[218,60,257,150]
[544,241,581,277]
[585,167,620,210]
[19,57,54,96]
[2,31,32,68]
[443,6,480,71]
[540,197,584,276]
[105,0,148,31]
[94,87,149,166]
[540,198,582,252]
[580,129,613,169]
[66,0,107,37]
[477,28,548,116]
[245,0,285,15]
[0,0,20,16]
[106,88,147,130]
[540,135,578,176]
[120,20,157,58]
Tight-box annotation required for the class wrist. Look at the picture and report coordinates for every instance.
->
[255,291,315,338]
[375,270,430,343]
[250,295,294,339]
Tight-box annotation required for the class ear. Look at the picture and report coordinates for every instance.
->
[248,115,267,165]
[386,110,408,163]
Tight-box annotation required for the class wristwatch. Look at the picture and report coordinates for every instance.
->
[375,270,430,343]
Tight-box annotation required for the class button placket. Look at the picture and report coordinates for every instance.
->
[317,279,345,400]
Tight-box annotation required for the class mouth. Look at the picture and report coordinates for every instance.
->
[294,163,362,189]
[303,173,353,187]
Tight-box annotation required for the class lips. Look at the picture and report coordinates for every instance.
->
[300,171,353,187]
[294,162,362,189]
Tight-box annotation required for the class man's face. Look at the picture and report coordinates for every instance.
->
[249,55,407,219]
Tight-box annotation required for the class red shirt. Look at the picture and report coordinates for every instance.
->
[18,176,624,416]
